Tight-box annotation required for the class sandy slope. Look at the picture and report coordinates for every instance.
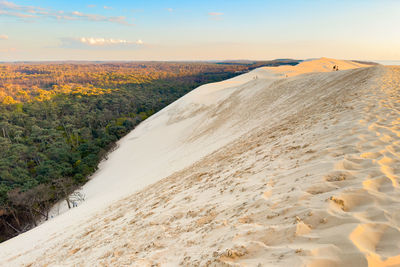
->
[265,57,368,77]
[2,58,400,267]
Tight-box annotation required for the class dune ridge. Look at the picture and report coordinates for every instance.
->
[1,58,400,266]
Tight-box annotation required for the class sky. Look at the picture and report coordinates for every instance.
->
[0,0,399,61]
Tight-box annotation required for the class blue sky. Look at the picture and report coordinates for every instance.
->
[0,0,399,61]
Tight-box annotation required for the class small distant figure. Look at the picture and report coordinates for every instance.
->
[72,201,78,208]
[332,65,339,71]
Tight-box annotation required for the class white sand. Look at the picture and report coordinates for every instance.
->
[1,58,400,267]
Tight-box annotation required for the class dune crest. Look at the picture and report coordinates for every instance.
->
[264,57,370,77]
[1,59,400,267]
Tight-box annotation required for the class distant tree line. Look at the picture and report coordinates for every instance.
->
[0,62,247,104]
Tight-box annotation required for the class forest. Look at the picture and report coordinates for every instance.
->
[0,60,300,242]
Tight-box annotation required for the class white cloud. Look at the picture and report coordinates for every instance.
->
[79,37,143,46]
[0,34,8,40]
[208,12,223,16]
[166,8,173,12]
[208,12,224,20]
[0,1,21,9]
[0,1,132,25]
[69,11,130,25]
[103,6,112,10]
[0,9,37,18]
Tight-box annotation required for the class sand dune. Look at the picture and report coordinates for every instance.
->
[1,58,400,267]
[263,57,369,77]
